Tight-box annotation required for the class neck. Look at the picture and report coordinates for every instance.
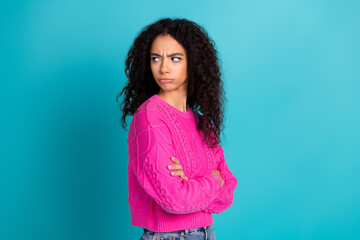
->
[157,90,188,113]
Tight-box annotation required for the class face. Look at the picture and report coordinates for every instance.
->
[150,34,188,95]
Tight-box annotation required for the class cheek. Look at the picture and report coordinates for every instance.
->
[181,64,188,77]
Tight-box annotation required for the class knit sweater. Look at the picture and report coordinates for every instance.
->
[127,94,238,232]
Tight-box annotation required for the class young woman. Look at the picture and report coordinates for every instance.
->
[117,18,238,240]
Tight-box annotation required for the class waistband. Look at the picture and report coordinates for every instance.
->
[143,224,212,235]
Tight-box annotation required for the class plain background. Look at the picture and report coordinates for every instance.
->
[1,0,359,239]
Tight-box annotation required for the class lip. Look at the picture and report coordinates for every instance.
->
[159,78,174,83]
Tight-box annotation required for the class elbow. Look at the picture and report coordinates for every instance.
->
[157,197,187,214]
[230,175,238,189]
[163,207,187,214]
[162,204,200,214]
[161,200,207,214]
[161,201,184,214]
[234,177,238,188]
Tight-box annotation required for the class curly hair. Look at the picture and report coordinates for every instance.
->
[116,18,225,148]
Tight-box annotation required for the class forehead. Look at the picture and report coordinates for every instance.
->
[150,34,186,54]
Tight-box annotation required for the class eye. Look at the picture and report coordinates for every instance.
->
[151,57,160,62]
[172,57,181,62]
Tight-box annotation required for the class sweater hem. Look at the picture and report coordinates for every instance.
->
[130,209,213,232]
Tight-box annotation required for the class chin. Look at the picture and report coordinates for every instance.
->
[159,88,174,93]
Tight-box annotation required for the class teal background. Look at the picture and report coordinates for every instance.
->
[1,0,359,239]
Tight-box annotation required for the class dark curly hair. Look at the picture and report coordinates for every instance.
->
[116,18,225,147]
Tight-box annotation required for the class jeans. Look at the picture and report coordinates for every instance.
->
[140,224,216,240]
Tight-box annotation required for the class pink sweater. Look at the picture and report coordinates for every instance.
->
[127,94,238,232]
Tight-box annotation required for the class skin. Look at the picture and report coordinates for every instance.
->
[150,34,188,112]
[150,34,225,187]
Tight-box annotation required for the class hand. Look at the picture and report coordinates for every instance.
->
[167,157,189,181]
[211,170,225,187]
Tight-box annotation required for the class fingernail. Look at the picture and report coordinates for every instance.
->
[171,172,175,175]
[168,165,172,169]
[171,157,175,160]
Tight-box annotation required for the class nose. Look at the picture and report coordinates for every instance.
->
[160,59,169,74]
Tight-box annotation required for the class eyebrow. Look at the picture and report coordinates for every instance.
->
[150,53,184,57]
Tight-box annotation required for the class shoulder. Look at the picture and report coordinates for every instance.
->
[136,94,162,114]
[129,95,170,135]
[128,95,172,144]
[134,95,168,124]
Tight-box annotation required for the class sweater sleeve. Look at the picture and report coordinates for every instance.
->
[202,144,238,214]
[128,109,223,214]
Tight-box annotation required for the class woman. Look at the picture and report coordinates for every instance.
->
[117,18,238,240]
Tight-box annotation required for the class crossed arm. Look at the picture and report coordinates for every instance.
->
[166,146,238,214]
[167,156,225,186]
[129,110,237,214]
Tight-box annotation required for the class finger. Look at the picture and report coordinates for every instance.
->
[168,163,182,170]
[170,170,185,177]
[179,171,189,181]
[169,157,181,169]
[170,157,179,164]
[170,170,181,176]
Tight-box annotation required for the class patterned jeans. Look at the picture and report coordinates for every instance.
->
[140,224,216,240]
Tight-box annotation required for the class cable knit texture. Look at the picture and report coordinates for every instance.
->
[127,94,238,232]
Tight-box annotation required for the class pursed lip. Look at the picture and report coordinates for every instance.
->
[159,78,174,83]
